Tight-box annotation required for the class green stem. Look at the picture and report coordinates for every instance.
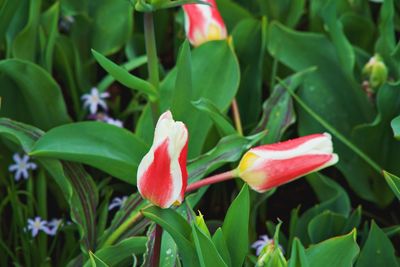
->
[102,203,151,247]
[144,12,160,125]
[277,78,382,173]
[231,99,243,136]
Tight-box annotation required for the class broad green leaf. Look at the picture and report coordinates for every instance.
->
[0,118,43,152]
[12,0,41,61]
[320,0,355,75]
[92,49,158,101]
[267,22,388,204]
[305,230,359,267]
[141,206,200,267]
[288,238,309,267]
[349,82,400,205]
[390,115,400,140]
[308,211,347,244]
[192,224,227,267]
[0,59,71,130]
[258,0,305,28]
[30,122,148,184]
[90,0,133,55]
[213,0,252,30]
[212,228,232,267]
[84,237,147,267]
[192,98,236,136]
[232,18,265,125]
[159,41,240,157]
[39,2,60,72]
[0,0,23,45]
[171,40,192,120]
[355,222,399,267]
[383,171,400,201]
[295,173,350,245]
[222,185,250,267]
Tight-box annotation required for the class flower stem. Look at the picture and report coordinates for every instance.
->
[150,224,162,267]
[144,12,160,125]
[231,99,243,136]
[186,170,237,193]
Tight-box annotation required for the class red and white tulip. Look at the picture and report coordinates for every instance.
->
[137,111,188,208]
[183,0,227,47]
[237,133,339,192]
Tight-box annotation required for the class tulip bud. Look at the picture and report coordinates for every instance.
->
[137,111,188,208]
[237,133,338,192]
[183,0,227,46]
[256,242,287,267]
[362,54,388,90]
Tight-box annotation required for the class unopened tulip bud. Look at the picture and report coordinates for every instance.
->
[183,0,227,46]
[237,133,338,192]
[137,111,188,208]
[256,242,287,267]
[363,54,388,90]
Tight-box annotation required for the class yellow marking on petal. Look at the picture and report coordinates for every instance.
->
[173,200,182,206]
[238,151,259,174]
[206,23,224,41]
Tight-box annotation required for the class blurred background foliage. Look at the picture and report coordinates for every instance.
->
[0,0,400,266]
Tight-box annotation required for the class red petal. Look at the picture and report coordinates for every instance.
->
[138,139,175,208]
[254,134,326,151]
[256,154,333,191]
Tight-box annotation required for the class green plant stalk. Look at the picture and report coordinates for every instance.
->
[277,78,382,173]
[102,203,151,247]
[231,99,243,136]
[144,12,160,125]
[36,171,48,261]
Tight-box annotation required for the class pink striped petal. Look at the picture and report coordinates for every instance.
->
[238,133,338,192]
[137,111,188,208]
[183,0,227,46]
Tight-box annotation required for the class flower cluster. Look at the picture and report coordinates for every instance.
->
[26,217,64,237]
[81,87,123,127]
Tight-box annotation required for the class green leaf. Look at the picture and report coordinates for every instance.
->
[391,115,400,139]
[212,228,232,267]
[39,2,60,71]
[254,69,313,144]
[89,251,109,267]
[84,237,147,267]
[97,55,148,92]
[192,223,228,267]
[141,206,200,267]
[30,122,148,184]
[0,59,71,130]
[222,185,250,267]
[0,118,43,152]
[288,238,310,267]
[305,230,359,267]
[383,171,400,201]
[192,98,236,136]
[308,211,348,244]
[12,0,41,61]
[92,49,158,101]
[319,0,355,75]
[0,0,23,46]
[90,0,133,55]
[355,222,399,267]
[232,18,265,125]
[171,40,192,120]
[159,41,240,157]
